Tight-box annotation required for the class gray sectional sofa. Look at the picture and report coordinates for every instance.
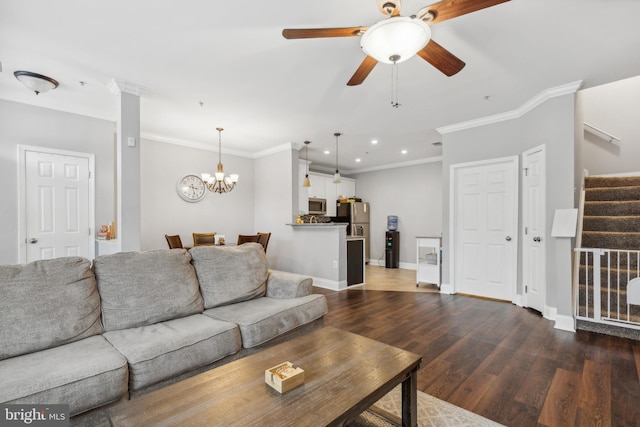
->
[0,243,328,426]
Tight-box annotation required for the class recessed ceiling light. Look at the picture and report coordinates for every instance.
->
[355,158,361,162]
[401,150,407,154]
[371,139,378,145]
[324,150,330,155]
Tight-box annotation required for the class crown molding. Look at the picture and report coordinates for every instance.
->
[437,80,583,135]
[310,156,443,175]
[141,134,300,160]
[107,78,149,97]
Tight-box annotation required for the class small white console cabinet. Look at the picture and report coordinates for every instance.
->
[416,236,441,288]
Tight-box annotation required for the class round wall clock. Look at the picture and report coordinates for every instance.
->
[176,175,207,202]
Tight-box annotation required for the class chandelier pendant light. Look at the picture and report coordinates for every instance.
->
[303,141,311,187]
[333,132,342,184]
[14,71,59,95]
[201,127,239,194]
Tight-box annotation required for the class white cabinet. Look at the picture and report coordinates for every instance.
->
[325,177,356,217]
[308,173,326,198]
[302,172,356,216]
[416,237,441,287]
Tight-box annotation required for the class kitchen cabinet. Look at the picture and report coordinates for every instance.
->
[307,172,326,199]
[325,177,356,217]
[416,237,441,287]
[299,170,356,216]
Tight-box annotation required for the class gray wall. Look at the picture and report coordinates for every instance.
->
[353,161,443,266]
[0,99,115,265]
[139,138,255,251]
[441,93,576,316]
[579,75,640,176]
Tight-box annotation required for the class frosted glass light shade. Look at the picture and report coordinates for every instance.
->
[333,172,342,184]
[361,16,431,64]
[14,70,59,95]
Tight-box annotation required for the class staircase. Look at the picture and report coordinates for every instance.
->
[576,175,640,339]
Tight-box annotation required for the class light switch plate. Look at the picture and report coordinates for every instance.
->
[127,137,136,147]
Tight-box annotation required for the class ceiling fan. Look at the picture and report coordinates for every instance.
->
[282,0,510,86]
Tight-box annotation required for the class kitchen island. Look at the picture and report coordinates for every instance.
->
[287,223,348,290]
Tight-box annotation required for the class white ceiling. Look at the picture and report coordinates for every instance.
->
[1,0,639,173]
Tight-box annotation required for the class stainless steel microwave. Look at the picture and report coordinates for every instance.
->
[308,198,327,215]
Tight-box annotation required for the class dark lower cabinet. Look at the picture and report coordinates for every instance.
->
[347,239,364,286]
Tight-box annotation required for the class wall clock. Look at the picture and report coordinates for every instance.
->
[176,175,207,202]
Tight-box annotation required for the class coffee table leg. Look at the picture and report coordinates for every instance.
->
[401,367,418,427]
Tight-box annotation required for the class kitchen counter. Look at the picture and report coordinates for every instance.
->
[287,222,348,227]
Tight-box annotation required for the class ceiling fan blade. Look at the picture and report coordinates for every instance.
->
[416,40,465,76]
[424,0,510,25]
[282,27,367,39]
[347,56,378,86]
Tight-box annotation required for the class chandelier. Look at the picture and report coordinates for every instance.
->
[201,127,239,194]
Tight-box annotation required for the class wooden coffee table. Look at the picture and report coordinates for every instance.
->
[108,326,422,427]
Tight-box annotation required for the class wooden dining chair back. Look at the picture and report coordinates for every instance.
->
[237,234,261,246]
[192,232,216,246]
[257,232,271,253]
[165,234,183,249]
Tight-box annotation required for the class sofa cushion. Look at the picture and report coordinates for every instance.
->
[103,314,241,392]
[190,244,268,309]
[0,336,128,417]
[204,295,328,348]
[0,256,102,360]
[94,249,204,331]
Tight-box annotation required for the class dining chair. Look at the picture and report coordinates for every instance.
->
[165,234,183,249]
[193,232,216,246]
[237,234,261,246]
[257,232,271,253]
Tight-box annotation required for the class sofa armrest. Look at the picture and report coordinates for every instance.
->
[265,270,313,298]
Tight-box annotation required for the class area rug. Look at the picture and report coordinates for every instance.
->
[347,386,504,427]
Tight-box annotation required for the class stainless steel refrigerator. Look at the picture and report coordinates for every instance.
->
[336,201,370,263]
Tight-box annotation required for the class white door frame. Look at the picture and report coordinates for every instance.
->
[18,145,95,263]
[449,155,519,301]
[522,144,546,313]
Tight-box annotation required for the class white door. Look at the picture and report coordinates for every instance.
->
[522,146,546,313]
[24,149,92,262]
[451,157,518,301]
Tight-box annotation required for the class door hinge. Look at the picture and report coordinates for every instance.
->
[525,227,528,234]
[525,285,528,293]
[89,228,91,236]
[88,171,91,179]
[523,168,529,176]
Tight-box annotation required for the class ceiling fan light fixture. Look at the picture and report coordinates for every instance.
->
[361,16,431,64]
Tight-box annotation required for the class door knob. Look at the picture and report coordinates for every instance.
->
[505,236,512,241]
[533,236,542,242]
[29,238,38,244]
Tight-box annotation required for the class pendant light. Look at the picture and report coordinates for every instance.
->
[303,141,311,187]
[333,132,342,184]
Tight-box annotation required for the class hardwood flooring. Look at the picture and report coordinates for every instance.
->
[315,267,640,426]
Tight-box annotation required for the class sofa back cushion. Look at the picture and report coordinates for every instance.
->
[94,249,204,331]
[190,243,268,309]
[0,257,102,360]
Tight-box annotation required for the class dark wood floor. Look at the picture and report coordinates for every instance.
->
[314,287,640,427]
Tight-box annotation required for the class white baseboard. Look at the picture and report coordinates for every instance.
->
[440,283,455,294]
[312,277,347,291]
[514,293,525,307]
[544,305,557,321]
[554,314,576,332]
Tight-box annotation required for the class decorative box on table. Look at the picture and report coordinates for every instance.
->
[265,362,305,393]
